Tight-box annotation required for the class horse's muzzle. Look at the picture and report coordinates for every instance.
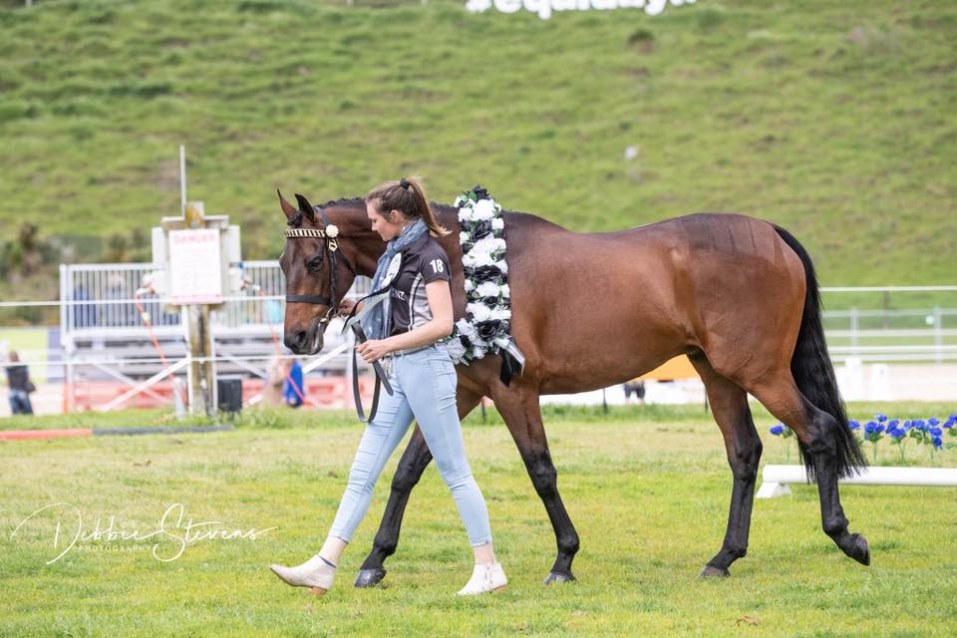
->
[284,328,323,355]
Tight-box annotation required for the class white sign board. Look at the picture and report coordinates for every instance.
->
[168,229,223,305]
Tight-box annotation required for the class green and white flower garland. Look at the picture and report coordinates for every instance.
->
[445,186,525,374]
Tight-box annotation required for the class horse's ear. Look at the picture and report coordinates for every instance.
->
[294,193,316,224]
[277,189,298,220]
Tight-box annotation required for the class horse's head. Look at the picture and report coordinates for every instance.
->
[278,190,359,355]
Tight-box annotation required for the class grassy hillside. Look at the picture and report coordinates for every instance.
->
[0,0,955,288]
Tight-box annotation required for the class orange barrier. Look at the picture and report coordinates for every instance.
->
[635,355,699,382]
[0,428,93,440]
[68,377,377,412]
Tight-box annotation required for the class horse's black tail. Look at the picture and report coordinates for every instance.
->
[774,226,867,480]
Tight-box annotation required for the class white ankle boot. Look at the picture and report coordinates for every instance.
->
[457,562,508,595]
[270,554,337,595]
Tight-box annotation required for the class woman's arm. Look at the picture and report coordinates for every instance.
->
[356,281,453,362]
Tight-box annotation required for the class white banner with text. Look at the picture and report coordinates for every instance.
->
[466,0,697,21]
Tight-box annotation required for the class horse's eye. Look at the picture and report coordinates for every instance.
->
[306,254,323,272]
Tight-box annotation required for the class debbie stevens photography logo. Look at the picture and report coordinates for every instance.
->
[10,502,277,564]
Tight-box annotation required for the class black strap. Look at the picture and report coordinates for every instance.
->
[352,344,382,423]
[286,294,332,305]
[339,285,393,333]
[350,323,393,423]
[339,252,400,422]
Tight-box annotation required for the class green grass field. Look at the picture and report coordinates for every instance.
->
[1,0,955,296]
[2,403,956,636]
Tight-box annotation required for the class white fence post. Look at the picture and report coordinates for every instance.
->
[934,306,943,363]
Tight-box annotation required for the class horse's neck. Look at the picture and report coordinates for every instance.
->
[327,199,563,278]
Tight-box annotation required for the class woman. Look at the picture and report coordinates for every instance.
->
[270,177,507,596]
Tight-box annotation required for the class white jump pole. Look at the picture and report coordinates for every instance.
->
[757,464,957,499]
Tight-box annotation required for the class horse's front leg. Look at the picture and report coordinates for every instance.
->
[354,426,432,587]
[491,382,580,584]
[354,386,483,588]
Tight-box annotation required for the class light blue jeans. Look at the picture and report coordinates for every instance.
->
[329,343,492,547]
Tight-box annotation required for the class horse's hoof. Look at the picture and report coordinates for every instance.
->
[699,564,730,578]
[354,568,387,588]
[543,571,575,585]
[849,533,870,566]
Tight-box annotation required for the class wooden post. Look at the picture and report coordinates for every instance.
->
[183,304,217,416]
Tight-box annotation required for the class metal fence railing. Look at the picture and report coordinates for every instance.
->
[57,261,372,336]
[21,262,375,411]
[32,274,957,365]
[2,277,955,400]
[820,287,957,364]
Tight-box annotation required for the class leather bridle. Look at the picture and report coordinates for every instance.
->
[283,206,393,423]
[283,208,356,325]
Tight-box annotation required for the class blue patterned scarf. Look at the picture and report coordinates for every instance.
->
[361,218,428,340]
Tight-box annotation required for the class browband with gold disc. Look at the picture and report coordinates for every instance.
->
[285,225,339,239]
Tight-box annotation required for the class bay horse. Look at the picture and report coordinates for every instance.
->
[277,191,869,586]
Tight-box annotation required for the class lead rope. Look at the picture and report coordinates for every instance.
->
[343,287,396,423]
[320,207,390,422]
[350,324,384,423]
[284,207,391,421]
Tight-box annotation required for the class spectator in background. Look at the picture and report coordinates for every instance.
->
[623,379,646,404]
[265,298,284,325]
[283,358,304,408]
[261,355,287,407]
[4,351,35,416]
[105,273,134,327]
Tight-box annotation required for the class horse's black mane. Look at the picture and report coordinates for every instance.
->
[322,197,365,208]
[286,212,304,228]
[287,197,365,228]
[285,195,528,228]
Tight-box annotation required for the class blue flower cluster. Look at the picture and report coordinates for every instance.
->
[769,423,795,441]
[875,416,951,449]
[769,413,957,463]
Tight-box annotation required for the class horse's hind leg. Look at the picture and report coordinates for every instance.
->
[749,372,870,566]
[491,382,580,584]
[692,356,762,578]
[355,388,483,588]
